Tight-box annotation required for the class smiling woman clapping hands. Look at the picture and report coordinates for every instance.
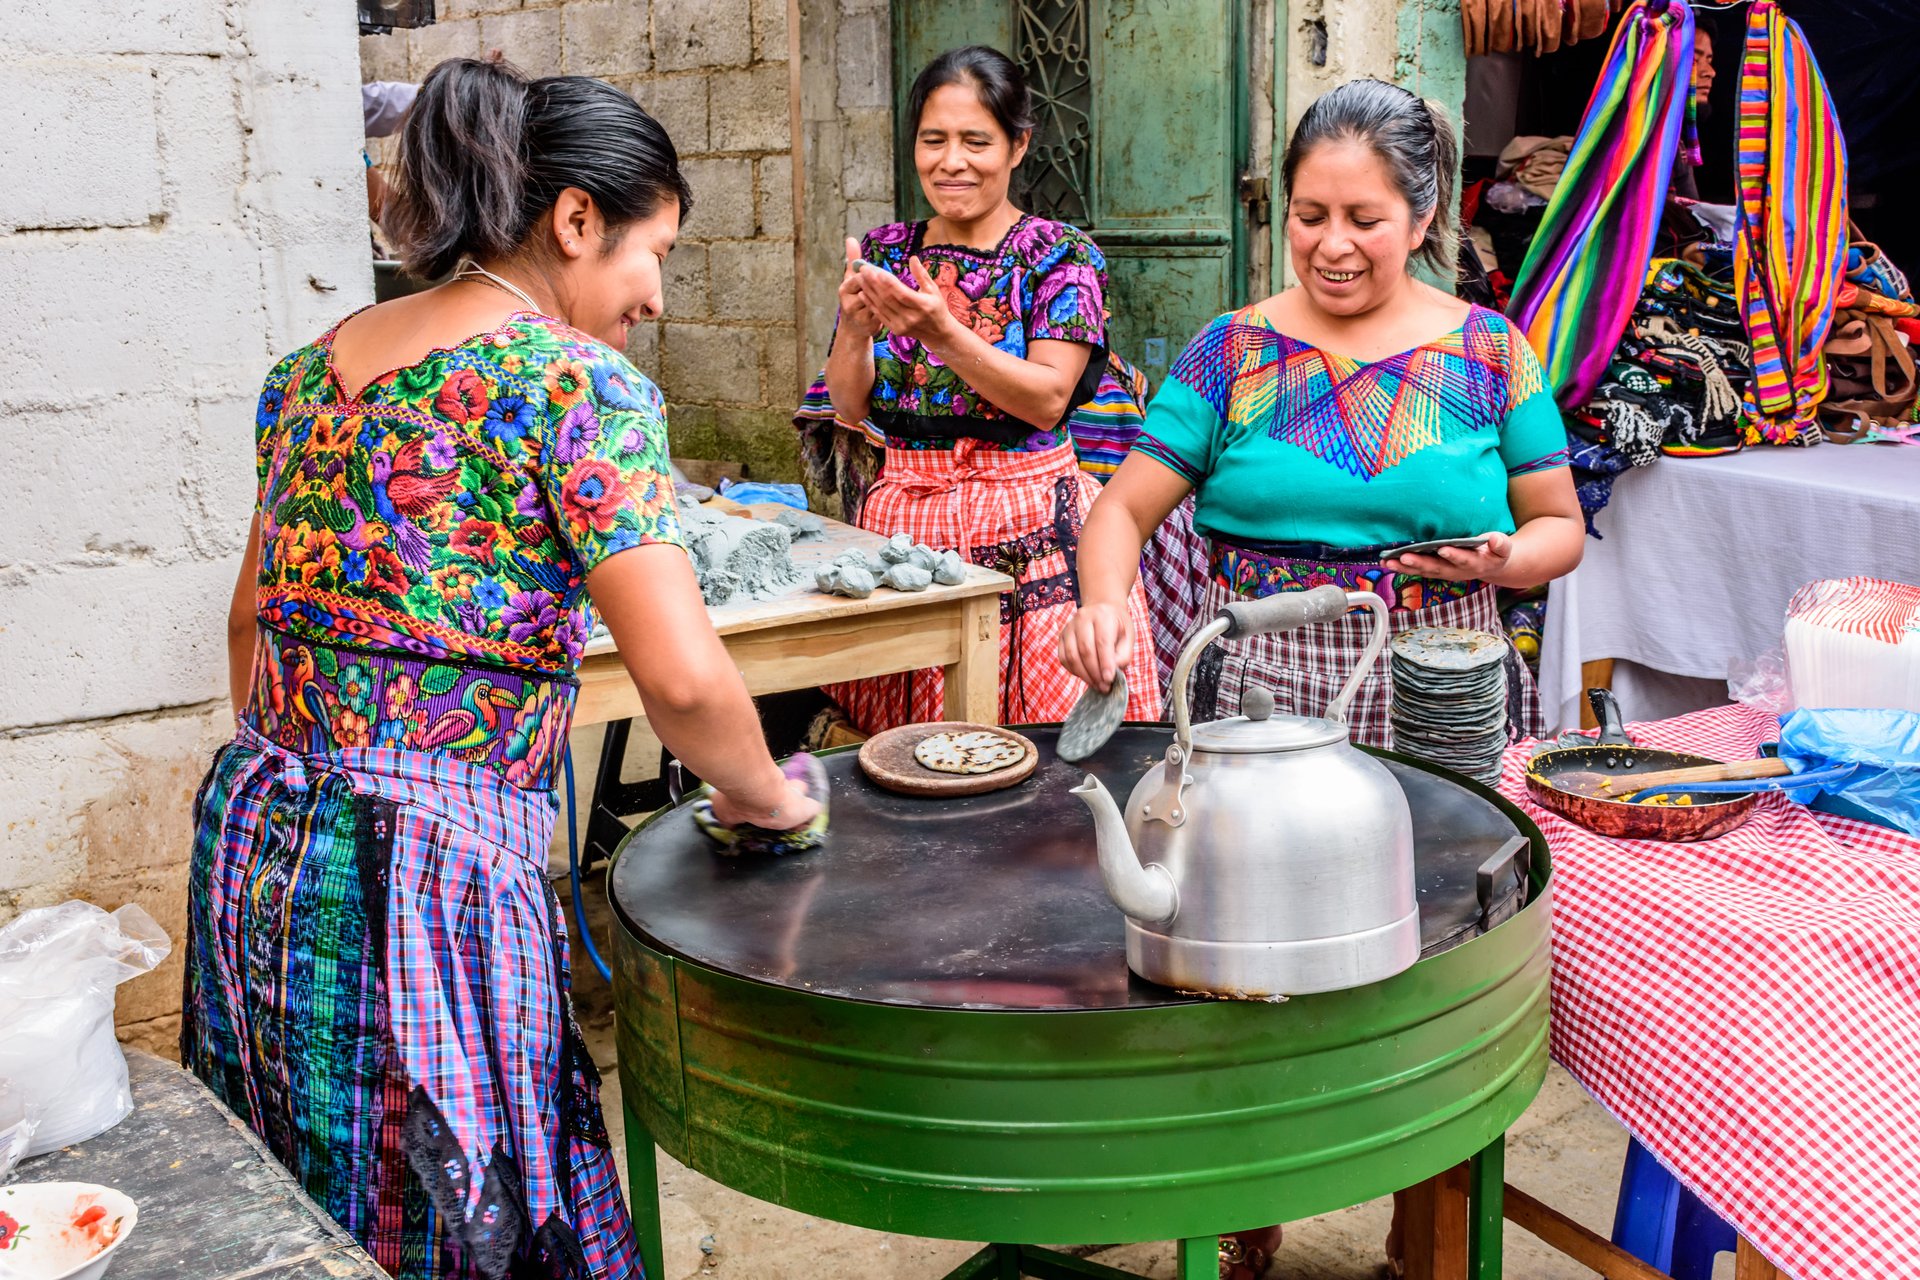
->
[797,45,1162,733]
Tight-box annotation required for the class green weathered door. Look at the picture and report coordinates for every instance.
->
[892,0,1253,388]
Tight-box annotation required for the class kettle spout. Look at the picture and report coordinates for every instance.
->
[1070,774,1178,926]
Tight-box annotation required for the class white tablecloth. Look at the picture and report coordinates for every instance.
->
[1539,445,1920,731]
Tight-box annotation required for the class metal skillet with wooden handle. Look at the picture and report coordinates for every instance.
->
[1525,689,1762,842]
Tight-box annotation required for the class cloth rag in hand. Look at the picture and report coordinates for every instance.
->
[692,752,830,856]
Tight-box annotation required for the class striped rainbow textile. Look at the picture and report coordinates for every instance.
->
[1062,352,1151,479]
[1734,0,1850,446]
[1507,0,1695,411]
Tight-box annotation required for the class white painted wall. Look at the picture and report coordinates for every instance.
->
[0,0,371,1045]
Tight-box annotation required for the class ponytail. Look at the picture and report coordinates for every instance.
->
[385,57,695,281]
[1419,97,1461,278]
[386,58,531,280]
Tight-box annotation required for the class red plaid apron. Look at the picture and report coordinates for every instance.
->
[828,440,1160,730]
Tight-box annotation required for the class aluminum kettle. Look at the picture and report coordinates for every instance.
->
[1071,584,1419,998]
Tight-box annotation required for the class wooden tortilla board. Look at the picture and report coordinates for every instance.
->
[857,722,1039,798]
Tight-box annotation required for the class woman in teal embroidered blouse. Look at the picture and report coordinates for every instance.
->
[1063,77,1584,1280]
[1061,78,1584,754]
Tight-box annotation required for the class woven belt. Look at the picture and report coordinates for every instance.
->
[1208,539,1479,613]
[244,627,577,791]
[975,474,1084,625]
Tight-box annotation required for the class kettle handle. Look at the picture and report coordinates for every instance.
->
[1165,587,1389,746]
[1325,593,1390,726]
[1214,585,1389,724]
[1217,583,1351,638]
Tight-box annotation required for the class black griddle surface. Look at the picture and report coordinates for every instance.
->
[609,725,1530,1011]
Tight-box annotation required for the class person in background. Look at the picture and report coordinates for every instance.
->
[183,57,818,1280]
[1670,26,1715,200]
[360,79,420,226]
[1060,84,1585,1272]
[792,44,1160,731]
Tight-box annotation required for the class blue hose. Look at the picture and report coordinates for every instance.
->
[564,747,614,983]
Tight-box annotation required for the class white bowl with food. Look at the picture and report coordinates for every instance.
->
[0,1183,137,1280]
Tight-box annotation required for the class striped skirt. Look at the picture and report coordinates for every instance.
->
[827,439,1161,731]
[1185,544,1545,750]
[181,722,636,1280]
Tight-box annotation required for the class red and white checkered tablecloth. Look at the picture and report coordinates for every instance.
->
[1498,704,1920,1280]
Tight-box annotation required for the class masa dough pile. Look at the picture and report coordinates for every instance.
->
[676,494,803,606]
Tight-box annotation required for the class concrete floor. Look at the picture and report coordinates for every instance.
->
[563,865,1648,1280]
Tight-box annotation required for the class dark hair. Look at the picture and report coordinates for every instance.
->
[905,45,1036,145]
[1280,78,1460,277]
[386,57,694,281]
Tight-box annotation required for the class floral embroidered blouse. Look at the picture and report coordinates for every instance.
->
[253,312,683,681]
[795,214,1110,452]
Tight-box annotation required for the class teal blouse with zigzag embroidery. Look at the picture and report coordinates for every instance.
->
[1134,305,1569,548]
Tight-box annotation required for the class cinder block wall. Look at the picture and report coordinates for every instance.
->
[0,0,373,1051]
[361,0,809,480]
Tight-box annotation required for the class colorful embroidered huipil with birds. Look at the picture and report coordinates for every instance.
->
[245,311,681,786]
[184,310,679,1280]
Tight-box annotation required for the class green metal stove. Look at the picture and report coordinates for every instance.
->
[609,725,1551,1279]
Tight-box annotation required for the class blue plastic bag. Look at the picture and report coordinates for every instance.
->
[719,477,809,510]
[1777,708,1920,836]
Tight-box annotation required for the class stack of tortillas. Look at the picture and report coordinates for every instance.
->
[859,722,1039,797]
[1464,0,1613,57]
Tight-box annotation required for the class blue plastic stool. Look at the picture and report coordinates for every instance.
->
[1611,1139,1738,1278]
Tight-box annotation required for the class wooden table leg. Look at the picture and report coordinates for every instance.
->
[1469,1137,1506,1280]
[1503,1183,1674,1280]
[1404,1162,1472,1280]
[622,1098,665,1280]
[943,593,1003,725]
[1736,1237,1784,1279]
[1579,660,1616,729]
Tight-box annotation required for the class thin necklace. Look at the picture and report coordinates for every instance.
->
[452,258,545,313]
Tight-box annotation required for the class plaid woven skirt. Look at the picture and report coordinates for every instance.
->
[827,440,1160,731]
[1140,496,1212,703]
[181,722,637,1280]
[1186,545,1546,750]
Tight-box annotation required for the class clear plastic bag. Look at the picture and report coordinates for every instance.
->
[1728,643,1797,717]
[0,902,170,1157]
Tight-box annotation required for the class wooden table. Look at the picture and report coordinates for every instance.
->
[574,502,1012,730]
[8,1050,387,1279]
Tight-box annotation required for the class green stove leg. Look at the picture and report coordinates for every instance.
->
[939,1246,1004,1280]
[996,1243,1022,1279]
[1177,1236,1219,1280]
[1469,1135,1507,1280]
[622,1098,665,1280]
[1014,1245,1159,1279]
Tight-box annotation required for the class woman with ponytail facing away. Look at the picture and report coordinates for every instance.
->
[181,58,817,1280]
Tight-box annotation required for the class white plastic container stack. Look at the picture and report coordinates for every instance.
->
[1785,576,1920,712]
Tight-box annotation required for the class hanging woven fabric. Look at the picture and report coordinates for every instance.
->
[1507,0,1696,412]
[1734,0,1850,445]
